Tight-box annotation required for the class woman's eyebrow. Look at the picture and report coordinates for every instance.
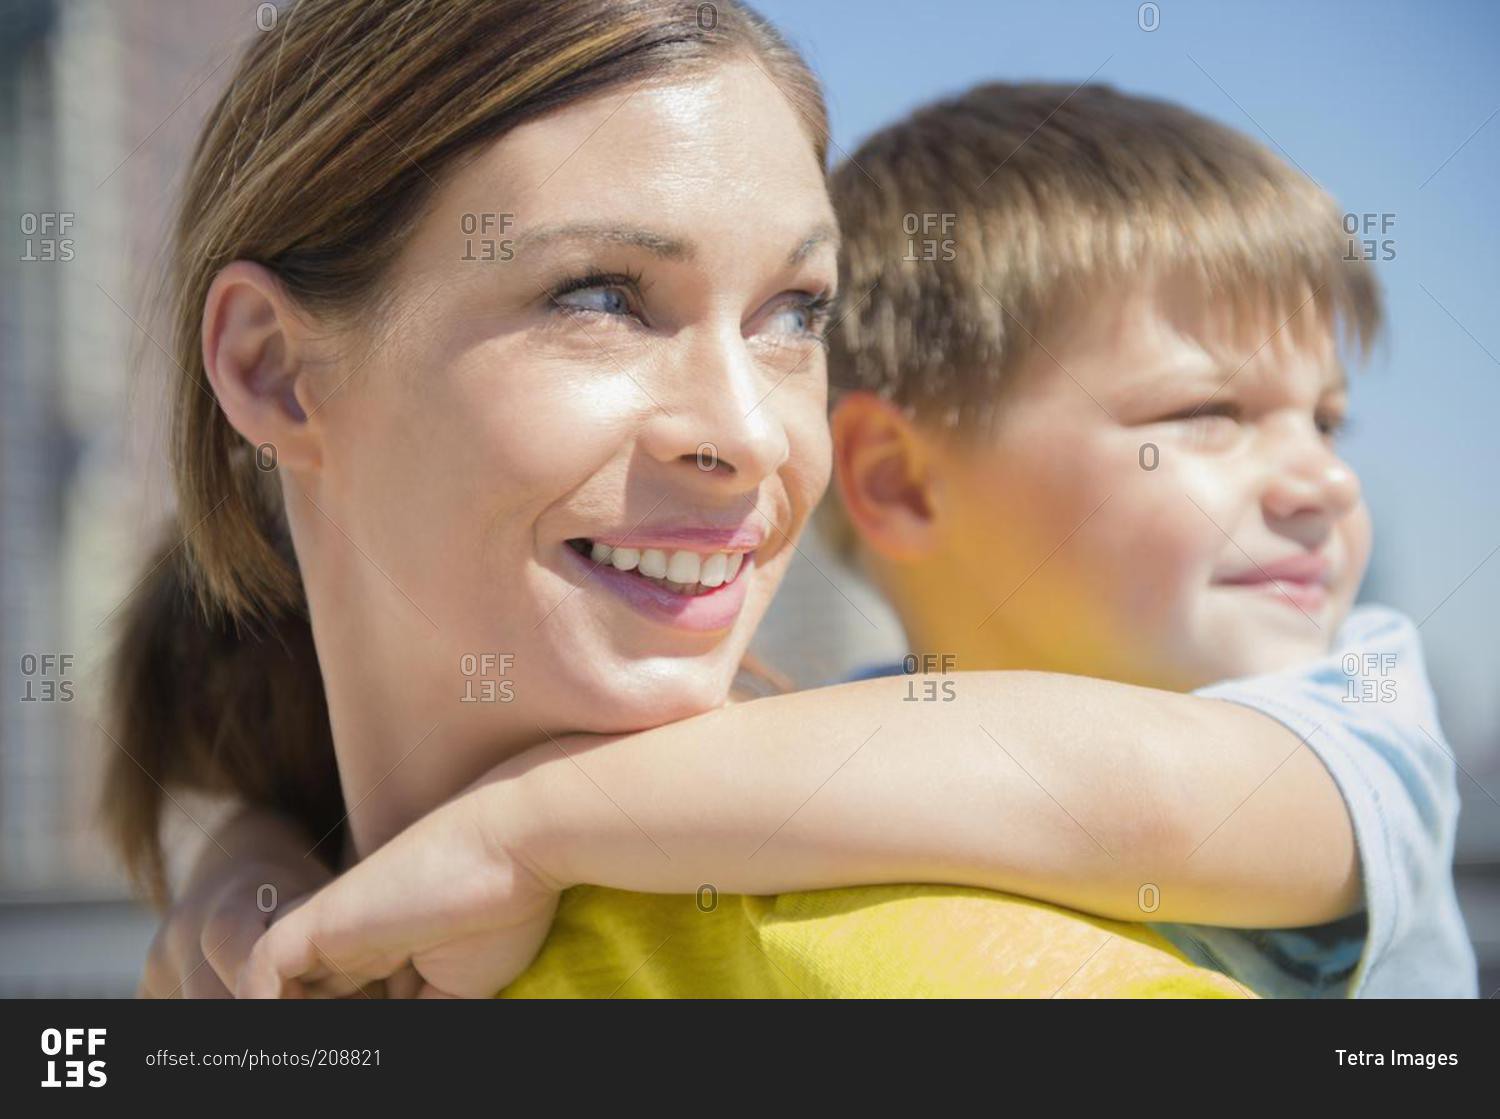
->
[789,222,840,265]
[510,220,841,267]
[513,221,693,260]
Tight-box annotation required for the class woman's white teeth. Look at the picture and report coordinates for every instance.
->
[698,552,727,588]
[638,548,669,579]
[665,550,699,584]
[583,540,746,593]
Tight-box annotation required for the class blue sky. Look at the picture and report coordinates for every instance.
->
[754,0,1500,842]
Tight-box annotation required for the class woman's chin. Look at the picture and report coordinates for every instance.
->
[558,673,733,735]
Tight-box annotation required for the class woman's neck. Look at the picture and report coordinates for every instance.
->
[301,594,543,860]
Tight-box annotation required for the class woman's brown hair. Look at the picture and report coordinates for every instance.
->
[104,0,829,906]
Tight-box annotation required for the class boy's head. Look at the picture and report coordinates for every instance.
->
[825,83,1382,691]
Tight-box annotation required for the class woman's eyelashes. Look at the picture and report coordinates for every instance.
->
[542,269,836,345]
[758,289,836,345]
[545,269,648,325]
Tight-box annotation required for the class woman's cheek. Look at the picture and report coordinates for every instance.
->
[789,423,833,514]
[476,373,617,472]
[775,374,833,498]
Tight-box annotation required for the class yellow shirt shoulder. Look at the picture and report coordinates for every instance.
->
[499,883,1250,998]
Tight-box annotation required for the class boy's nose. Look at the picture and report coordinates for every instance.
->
[1261,434,1362,527]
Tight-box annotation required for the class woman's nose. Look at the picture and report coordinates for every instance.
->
[638,331,791,489]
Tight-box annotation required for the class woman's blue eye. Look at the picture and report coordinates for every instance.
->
[769,304,811,334]
[554,285,631,316]
[765,294,833,339]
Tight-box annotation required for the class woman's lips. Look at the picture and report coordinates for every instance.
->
[562,540,754,633]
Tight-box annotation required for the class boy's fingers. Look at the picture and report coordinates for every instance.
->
[177,962,234,999]
[137,953,171,999]
[385,965,423,1000]
[139,938,232,999]
[203,913,268,995]
[269,891,315,925]
[236,923,319,999]
[136,973,164,999]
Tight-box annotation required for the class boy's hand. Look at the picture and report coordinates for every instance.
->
[139,853,332,999]
[234,783,561,999]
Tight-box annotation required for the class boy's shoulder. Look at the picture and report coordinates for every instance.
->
[1196,601,1445,765]
[1334,603,1424,659]
[1184,602,1475,998]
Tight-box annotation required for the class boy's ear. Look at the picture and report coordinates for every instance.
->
[829,392,943,562]
[201,260,322,472]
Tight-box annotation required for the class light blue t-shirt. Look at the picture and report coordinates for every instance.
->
[850,605,1478,998]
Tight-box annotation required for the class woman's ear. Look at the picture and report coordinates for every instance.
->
[201,260,323,472]
[829,392,943,562]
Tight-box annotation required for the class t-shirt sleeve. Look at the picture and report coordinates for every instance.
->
[1159,606,1477,997]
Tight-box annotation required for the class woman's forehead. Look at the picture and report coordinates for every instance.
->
[432,61,831,223]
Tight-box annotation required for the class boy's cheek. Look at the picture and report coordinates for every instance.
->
[1337,500,1375,601]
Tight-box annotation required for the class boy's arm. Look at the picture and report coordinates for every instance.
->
[498,670,1360,928]
[235,667,1360,997]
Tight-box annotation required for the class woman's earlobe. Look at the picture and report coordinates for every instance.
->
[201,261,321,470]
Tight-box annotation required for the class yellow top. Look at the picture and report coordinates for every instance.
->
[500,883,1251,998]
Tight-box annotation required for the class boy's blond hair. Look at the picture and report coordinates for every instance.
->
[822,82,1383,557]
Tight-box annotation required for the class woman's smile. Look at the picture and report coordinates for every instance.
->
[562,530,760,632]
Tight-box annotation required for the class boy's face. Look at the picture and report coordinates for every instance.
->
[931,274,1370,690]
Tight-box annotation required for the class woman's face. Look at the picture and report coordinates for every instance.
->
[304,59,838,737]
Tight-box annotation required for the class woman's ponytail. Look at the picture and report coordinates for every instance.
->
[101,535,343,907]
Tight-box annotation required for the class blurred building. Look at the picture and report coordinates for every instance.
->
[2,0,247,994]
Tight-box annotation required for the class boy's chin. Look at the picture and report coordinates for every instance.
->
[1186,625,1337,686]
